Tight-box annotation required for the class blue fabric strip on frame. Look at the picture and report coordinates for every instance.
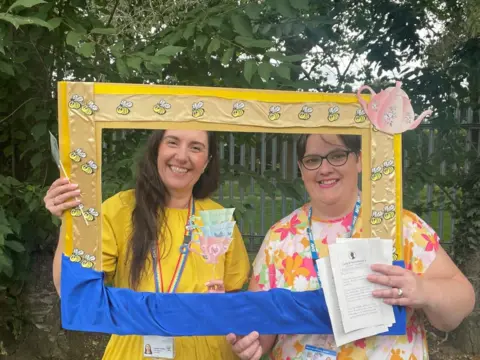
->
[60,255,406,336]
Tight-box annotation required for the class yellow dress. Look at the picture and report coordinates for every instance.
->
[96,190,250,360]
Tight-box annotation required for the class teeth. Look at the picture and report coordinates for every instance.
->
[320,180,337,185]
[170,166,188,173]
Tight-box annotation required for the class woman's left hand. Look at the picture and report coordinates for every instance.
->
[367,264,428,308]
[206,280,225,293]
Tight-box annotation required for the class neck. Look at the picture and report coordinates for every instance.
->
[166,191,192,209]
[310,190,359,220]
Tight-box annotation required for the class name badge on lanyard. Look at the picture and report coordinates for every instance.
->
[143,198,196,359]
[303,345,337,360]
[143,336,174,359]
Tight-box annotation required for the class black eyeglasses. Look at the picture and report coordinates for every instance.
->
[301,150,354,170]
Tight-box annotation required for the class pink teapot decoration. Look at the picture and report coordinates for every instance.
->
[356,81,432,134]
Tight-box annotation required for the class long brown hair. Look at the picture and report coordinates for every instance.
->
[128,130,220,289]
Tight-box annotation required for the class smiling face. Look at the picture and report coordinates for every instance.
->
[157,130,210,198]
[299,134,361,217]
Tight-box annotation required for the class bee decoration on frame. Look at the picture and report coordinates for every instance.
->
[153,100,171,115]
[81,101,99,116]
[69,148,86,163]
[298,105,313,120]
[232,102,245,118]
[68,95,84,110]
[192,101,205,118]
[81,160,98,175]
[116,100,133,115]
[268,106,281,121]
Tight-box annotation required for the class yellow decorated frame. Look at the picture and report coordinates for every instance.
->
[57,81,403,271]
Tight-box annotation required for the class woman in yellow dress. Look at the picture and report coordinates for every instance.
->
[44,129,250,360]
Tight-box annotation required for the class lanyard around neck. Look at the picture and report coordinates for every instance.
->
[306,193,361,287]
[151,198,195,293]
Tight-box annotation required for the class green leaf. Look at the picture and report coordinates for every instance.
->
[8,0,47,13]
[77,42,95,57]
[275,0,294,17]
[155,46,185,57]
[0,13,53,30]
[13,131,26,140]
[260,24,272,35]
[244,3,262,20]
[116,58,129,78]
[110,40,124,57]
[183,23,196,39]
[231,14,252,37]
[258,62,273,80]
[195,34,209,50]
[150,56,170,66]
[90,27,116,35]
[243,59,257,83]
[31,123,46,141]
[289,0,309,10]
[235,36,273,49]
[0,234,4,246]
[47,17,62,29]
[0,60,14,76]
[126,56,142,72]
[0,225,13,236]
[30,152,42,168]
[66,31,83,47]
[206,38,221,54]
[275,64,291,79]
[207,16,223,28]
[5,240,25,252]
[221,47,235,65]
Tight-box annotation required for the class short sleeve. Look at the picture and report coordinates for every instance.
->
[223,224,250,292]
[101,201,119,285]
[402,210,440,275]
[252,230,275,290]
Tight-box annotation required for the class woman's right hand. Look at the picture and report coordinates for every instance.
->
[44,178,81,217]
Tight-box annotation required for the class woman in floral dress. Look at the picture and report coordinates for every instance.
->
[227,134,475,360]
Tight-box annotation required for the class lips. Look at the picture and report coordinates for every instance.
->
[317,179,339,188]
[169,165,189,174]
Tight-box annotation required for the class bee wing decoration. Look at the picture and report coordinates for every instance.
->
[89,208,99,216]
[333,106,339,112]
[159,100,166,106]
[164,103,171,109]
[306,107,313,113]
[274,106,280,112]
[72,95,83,101]
[236,102,245,109]
[269,105,276,112]
[197,101,204,108]
[90,255,96,262]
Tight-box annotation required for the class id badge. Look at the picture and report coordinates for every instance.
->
[303,345,336,360]
[143,336,174,359]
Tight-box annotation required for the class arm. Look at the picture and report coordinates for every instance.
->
[420,246,475,331]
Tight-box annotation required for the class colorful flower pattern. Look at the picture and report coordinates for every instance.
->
[253,206,439,360]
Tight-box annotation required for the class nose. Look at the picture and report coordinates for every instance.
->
[317,159,334,175]
[174,145,189,163]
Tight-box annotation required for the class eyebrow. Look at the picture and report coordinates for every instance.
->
[164,135,207,148]
[304,147,348,156]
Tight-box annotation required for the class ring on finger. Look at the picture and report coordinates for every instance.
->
[397,288,403,297]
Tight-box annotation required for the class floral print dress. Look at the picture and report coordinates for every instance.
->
[253,205,440,360]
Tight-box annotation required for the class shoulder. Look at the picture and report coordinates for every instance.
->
[102,189,135,218]
[402,209,440,255]
[265,206,308,242]
[402,209,438,237]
